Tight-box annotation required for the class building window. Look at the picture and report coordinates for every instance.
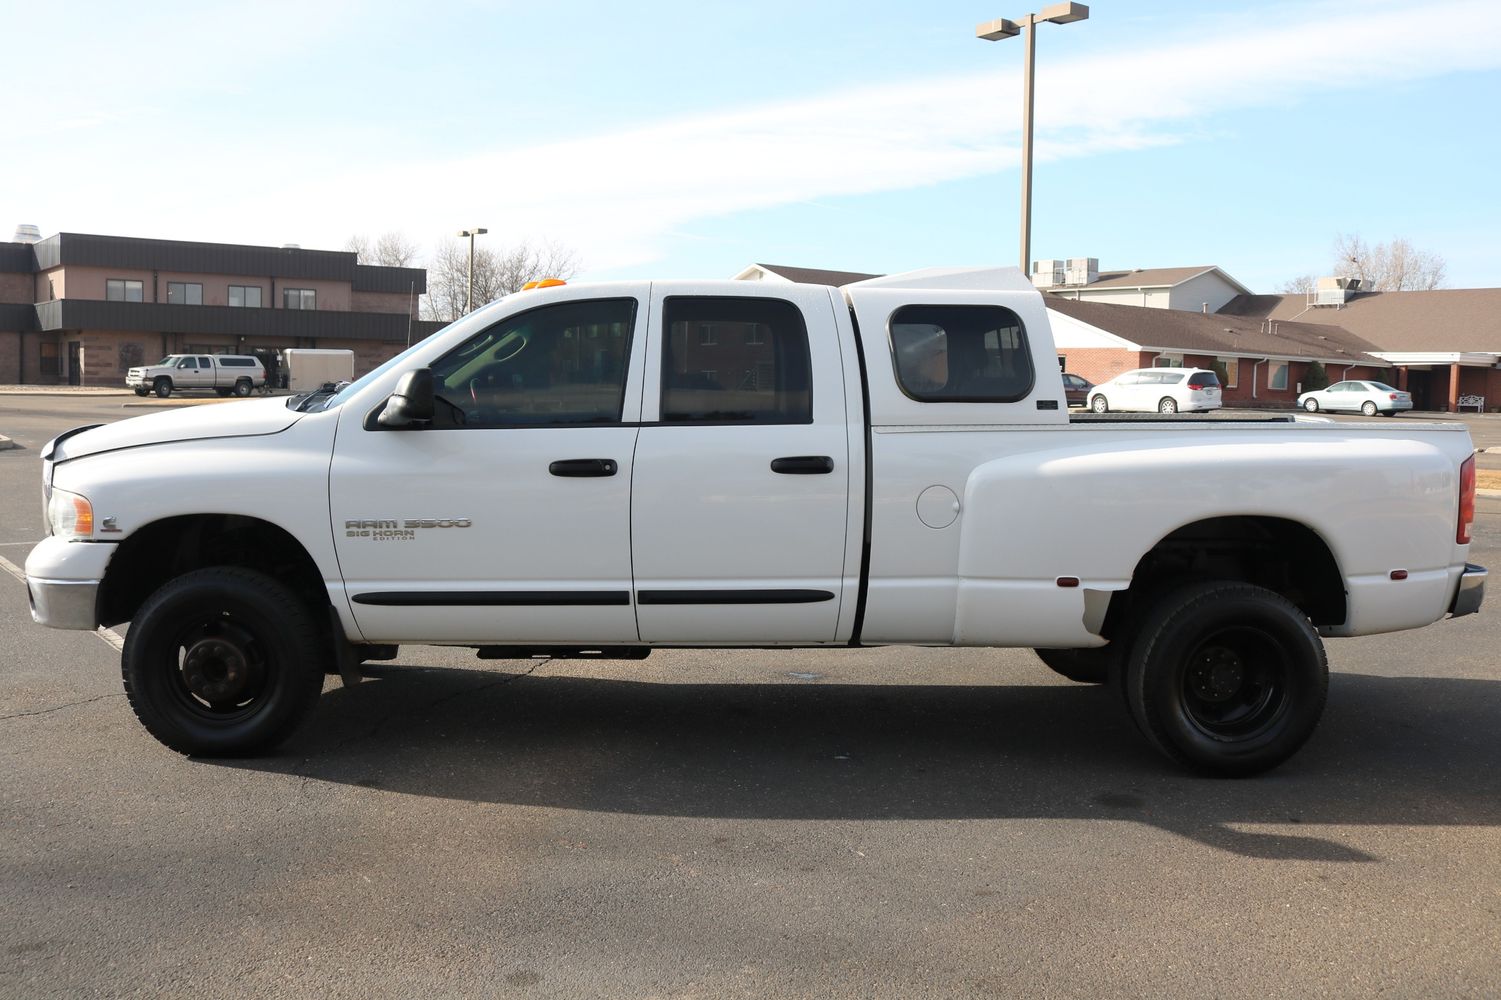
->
[283,288,316,310]
[1269,361,1289,390]
[228,285,262,308]
[697,323,717,346]
[889,304,1034,403]
[1155,355,1183,368]
[1218,357,1239,388]
[167,282,203,305]
[106,279,144,302]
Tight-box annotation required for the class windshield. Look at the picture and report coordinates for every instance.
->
[156,356,179,366]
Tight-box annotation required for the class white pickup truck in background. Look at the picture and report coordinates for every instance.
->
[125,354,266,398]
[27,267,1485,775]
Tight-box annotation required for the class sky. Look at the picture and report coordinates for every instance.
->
[4,0,1500,293]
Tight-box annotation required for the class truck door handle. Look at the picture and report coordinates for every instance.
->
[549,458,618,477]
[770,455,835,475]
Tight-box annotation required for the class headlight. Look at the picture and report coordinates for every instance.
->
[47,489,94,539]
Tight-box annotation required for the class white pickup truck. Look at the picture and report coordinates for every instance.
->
[126,354,266,398]
[25,268,1485,775]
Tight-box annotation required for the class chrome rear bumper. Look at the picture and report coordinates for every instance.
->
[1449,563,1487,618]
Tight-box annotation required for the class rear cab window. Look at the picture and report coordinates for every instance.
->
[889,305,1033,402]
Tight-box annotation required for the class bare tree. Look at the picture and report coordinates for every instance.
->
[372,232,419,268]
[1278,274,1319,295]
[1332,234,1447,291]
[422,237,582,321]
[344,231,420,267]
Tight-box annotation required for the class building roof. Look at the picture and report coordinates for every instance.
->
[1218,288,1501,353]
[1046,297,1386,365]
[1083,266,1219,289]
[739,263,883,286]
[23,232,426,293]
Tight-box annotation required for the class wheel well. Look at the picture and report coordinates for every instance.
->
[1102,516,1345,638]
[98,514,329,627]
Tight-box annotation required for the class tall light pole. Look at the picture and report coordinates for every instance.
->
[457,227,489,313]
[976,3,1089,276]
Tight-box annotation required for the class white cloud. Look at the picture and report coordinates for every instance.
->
[12,0,1499,272]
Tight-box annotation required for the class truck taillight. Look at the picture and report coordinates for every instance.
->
[1458,454,1476,545]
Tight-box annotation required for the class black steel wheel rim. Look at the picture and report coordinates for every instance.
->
[164,614,272,722]
[1179,625,1289,740]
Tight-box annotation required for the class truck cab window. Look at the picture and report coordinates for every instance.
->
[428,298,637,428]
[890,305,1033,402]
[661,296,811,423]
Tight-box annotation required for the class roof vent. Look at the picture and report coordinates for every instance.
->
[12,224,41,244]
[281,243,302,250]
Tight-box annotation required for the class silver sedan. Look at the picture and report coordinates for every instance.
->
[1298,380,1413,416]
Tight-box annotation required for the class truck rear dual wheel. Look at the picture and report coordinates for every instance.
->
[1123,581,1327,777]
[122,568,325,757]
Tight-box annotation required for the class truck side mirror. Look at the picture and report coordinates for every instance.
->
[377,368,435,428]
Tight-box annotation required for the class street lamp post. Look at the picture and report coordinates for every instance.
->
[457,227,489,313]
[976,2,1089,276]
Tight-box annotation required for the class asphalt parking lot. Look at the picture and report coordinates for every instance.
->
[2,393,1499,999]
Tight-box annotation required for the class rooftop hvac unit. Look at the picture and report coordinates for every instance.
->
[1314,275,1362,307]
[1064,256,1098,285]
[1031,258,1065,289]
[12,224,41,244]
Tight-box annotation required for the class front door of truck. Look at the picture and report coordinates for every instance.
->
[629,285,852,643]
[329,293,647,644]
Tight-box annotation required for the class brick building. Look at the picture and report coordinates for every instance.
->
[0,232,445,387]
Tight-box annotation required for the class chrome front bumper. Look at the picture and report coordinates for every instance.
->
[1450,563,1487,618]
[27,577,101,630]
[24,537,116,631]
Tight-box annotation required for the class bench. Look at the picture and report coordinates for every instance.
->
[1458,394,1486,413]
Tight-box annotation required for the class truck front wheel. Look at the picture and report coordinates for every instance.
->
[133,387,149,397]
[122,568,325,756]
[1123,581,1327,777]
[153,377,172,398]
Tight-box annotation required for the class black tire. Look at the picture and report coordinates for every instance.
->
[134,387,150,397]
[122,567,325,756]
[1158,397,1178,414]
[154,377,172,398]
[1303,398,1319,412]
[1091,394,1109,414]
[1034,647,1114,684]
[1123,581,1328,777]
[1361,400,1378,416]
[233,379,253,397]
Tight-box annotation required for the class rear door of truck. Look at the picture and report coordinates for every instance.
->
[629,283,860,643]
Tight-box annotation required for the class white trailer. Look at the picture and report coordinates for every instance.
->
[283,349,354,393]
